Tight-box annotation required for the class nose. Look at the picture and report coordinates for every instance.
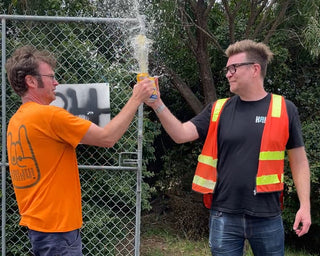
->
[225,70,232,78]
[53,78,59,86]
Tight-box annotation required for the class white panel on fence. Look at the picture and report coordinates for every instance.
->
[51,83,110,127]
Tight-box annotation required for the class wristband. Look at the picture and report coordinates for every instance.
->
[154,104,165,114]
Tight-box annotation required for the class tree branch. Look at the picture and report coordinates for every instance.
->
[264,0,290,43]
[252,0,277,39]
[245,0,269,38]
[181,4,224,53]
[222,0,245,43]
[179,3,198,57]
[204,0,217,17]
[163,64,204,114]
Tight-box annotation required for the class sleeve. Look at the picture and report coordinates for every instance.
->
[190,102,213,142]
[50,106,92,148]
[285,99,305,149]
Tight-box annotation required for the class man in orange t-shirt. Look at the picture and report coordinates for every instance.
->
[6,45,154,255]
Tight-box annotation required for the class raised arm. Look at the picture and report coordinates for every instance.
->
[143,77,199,143]
[81,78,154,147]
[147,98,199,144]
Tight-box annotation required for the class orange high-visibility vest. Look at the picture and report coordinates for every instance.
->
[192,98,228,194]
[192,94,289,208]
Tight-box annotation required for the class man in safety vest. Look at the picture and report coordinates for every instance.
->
[146,39,311,256]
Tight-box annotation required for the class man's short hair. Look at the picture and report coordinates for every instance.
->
[225,40,274,78]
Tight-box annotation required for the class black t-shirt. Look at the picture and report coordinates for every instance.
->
[190,93,304,217]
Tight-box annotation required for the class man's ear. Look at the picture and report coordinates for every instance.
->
[252,63,261,77]
[25,75,37,89]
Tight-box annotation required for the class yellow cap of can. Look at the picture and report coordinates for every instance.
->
[137,73,149,82]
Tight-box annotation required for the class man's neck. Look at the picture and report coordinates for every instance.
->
[22,95,45,105]
[237,80,268,101]
[239,90,268,101]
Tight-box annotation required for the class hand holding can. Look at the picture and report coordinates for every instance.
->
[137,73,157,102]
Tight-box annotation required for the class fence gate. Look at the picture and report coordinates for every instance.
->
[1,14,145,256]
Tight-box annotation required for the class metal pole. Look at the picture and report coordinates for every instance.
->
[1,16,7,256]
[135,104,143,256]
[0,14,138,24]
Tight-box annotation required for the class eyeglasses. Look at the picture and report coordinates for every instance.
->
[36,74,56,81]
[223,62,255,75]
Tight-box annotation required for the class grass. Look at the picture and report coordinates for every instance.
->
[140,214,210,256]
[140,213,316,256]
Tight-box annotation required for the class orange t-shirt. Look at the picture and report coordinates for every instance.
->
[7,102,92,232]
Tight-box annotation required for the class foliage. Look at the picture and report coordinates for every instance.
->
[142,1,320,254]
[1,0,94,16]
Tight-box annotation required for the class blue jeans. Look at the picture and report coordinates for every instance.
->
[209,210,284,256]
[28,229,83,256]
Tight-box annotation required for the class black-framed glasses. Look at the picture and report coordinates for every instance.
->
[36,74,56,81]
[223,62,255,75]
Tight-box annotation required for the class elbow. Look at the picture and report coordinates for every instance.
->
[171,133,197,144]
[92,137,117,148]
[82,125,118,148]
[107,141,116,148]
[172,137,187,144]
[101,139,116,148]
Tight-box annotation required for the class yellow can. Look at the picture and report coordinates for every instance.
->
[136,73,157,102]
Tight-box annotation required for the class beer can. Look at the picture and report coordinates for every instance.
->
[136,73,157,102]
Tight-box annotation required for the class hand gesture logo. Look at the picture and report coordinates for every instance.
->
[7,125,40,189]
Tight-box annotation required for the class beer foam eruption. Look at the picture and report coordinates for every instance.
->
[132,33,152,74]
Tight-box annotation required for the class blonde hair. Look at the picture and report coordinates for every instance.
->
[225,40,274,78]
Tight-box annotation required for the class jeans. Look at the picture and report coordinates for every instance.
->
[28,229,83,256]
[209,210,284,256]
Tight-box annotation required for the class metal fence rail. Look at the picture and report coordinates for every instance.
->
[0,14,144,256]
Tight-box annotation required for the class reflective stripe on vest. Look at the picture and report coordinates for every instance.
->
[259,151,284,160]
[271,93,282,118]
[193,175,216,191]
[212,98,228,122]
[198,154,217,168]
[256,173,284,186]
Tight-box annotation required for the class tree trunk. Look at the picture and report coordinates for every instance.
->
[192,0,217,104]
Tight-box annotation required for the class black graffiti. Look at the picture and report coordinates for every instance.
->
[56,88,110,126]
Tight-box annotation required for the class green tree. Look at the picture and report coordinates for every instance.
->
[142,0,320,251]
[147,0,292,112]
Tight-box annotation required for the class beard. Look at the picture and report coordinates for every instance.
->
[36,77,45,88]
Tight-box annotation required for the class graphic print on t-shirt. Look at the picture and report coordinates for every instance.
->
[7,125,40,189]
[255,116,266,124]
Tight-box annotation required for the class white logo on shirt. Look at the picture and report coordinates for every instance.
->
[255,116,266,124]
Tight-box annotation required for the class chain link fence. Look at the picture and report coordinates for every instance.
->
[1,14,146,255]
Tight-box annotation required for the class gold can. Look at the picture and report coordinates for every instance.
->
[137,73,157,102]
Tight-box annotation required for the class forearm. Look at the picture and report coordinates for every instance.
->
[102,96,141,145]
[288,147,312,236]
[81,79,155,147]
[288,147,311,209]
[81,96,141,147]
[292,164,310,210]
[151,100,198,143]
